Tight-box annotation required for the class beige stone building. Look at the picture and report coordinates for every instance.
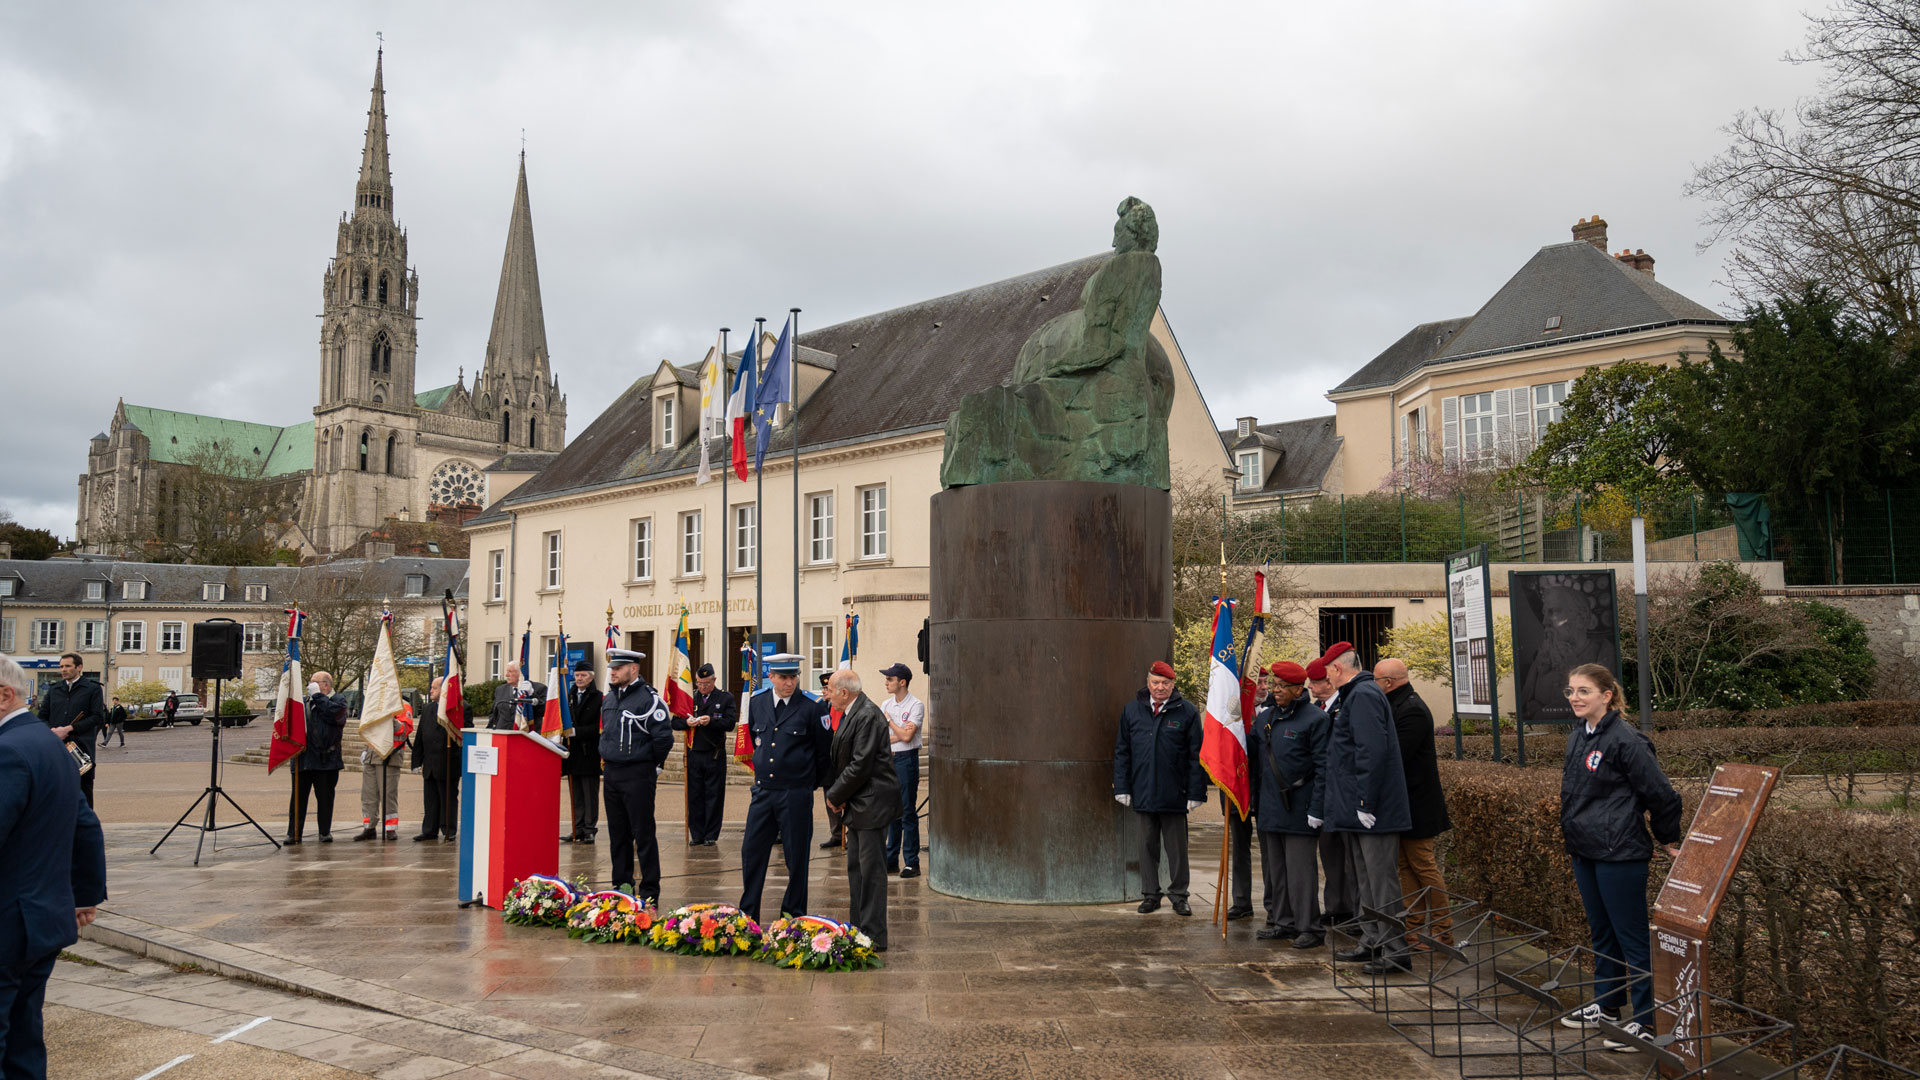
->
[76,51,564,557]
[463,255,1231,694]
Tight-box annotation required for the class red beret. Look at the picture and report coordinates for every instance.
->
[1270,661,1308,685]
[1304,658,1328,681]
[1149,661,1177,681]
[1320,640,1355,665]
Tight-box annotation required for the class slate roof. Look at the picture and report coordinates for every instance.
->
[121,405,314,477]
[484,452,558,473]
[1331,240,1730,394]
[0,555,468,607]
[472,254,1110,520]
[1221,416,1341,495]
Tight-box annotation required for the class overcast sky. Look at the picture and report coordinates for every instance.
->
[0,2,1825,538]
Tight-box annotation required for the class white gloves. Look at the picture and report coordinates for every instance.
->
[1114,794,1132,808]
[307,681,321,696]
[1307,816,1323,829]
[1358,811,1377,830]
[1185,800,1203,812]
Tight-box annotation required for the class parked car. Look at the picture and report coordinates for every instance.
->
[171,693,207,725]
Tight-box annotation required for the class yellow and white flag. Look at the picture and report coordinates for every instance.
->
[696,331,726,485]
[358,612,406,758]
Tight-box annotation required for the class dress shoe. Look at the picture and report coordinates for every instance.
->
[1171,899,1192,917]
[353,827,376,841]
[1225,907,1254,921]
[1137,896,1162,914]
[443,833,458,842]
[886,861,900,875]
[819,837,842,850]
[384,831,398,841]
[1362,955,1414,975]
[1291,932,1326,949]
[1256,927,1294,940]
[900,867,920,879]
[283,836,302,846]
[413,833,435,842]
[579,833,595,845]
[317,833,333,844]
[1333,945,1377,963]
[561,834,576,843]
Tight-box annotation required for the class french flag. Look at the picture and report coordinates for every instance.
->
[727,331,757,483]
[666,610,697,719]
[267,608,306,774]
[439,607,465,737]
[1199,597,1252,819]
[541,634,569,738]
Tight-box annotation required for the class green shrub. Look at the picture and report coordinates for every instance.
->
[465,679,501,720]
[219,697,251,716]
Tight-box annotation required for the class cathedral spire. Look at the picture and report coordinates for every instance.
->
[481,151,549,382]
[354,48,393,218]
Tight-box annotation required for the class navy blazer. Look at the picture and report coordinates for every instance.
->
[0,709,107,966]
[746,689,832,791]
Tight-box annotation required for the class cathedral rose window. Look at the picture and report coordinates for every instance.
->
[429,460,485,508]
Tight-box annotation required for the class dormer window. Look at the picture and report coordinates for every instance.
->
[658,395,677,449]
[85,581,105,601]
[1236,451,1263,491]
[1543,315,1562,332]
[203,583,226,602]
[245,584,268,603]
[123,580,149,601]
[1236,417,1255,439]
[403,574,427,597]
[0,578,15,599]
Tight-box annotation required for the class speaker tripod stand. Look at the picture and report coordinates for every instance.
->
[150,676,280,865]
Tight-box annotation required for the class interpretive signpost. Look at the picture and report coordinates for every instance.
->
[1444,544,1498,760]
[1640,762,1779,1077]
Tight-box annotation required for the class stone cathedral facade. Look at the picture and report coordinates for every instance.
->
[76,51,567,556]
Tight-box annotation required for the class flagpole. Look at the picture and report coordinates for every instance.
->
[1215,530,1231,939]
[753,317,767,678]
[789,308,801,667]
[719,327,731,695]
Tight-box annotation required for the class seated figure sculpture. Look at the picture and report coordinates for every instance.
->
[940,197,1175,490]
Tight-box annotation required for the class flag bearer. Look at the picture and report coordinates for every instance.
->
[737,654,832,922]
[599,649,674,905]
[1248,661,1329,948]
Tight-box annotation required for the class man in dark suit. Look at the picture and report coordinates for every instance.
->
[489,662,547,731]
[674,663,735,846]
[737,654,832,923]
[562,661,603,844]
[36,653,104,807]
[2,655,108,1080]
[412,676,459,842]
[823,671,899,950]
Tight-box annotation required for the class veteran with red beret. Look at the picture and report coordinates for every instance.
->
[1247,661,1330,947]
[1112,661,1208,915]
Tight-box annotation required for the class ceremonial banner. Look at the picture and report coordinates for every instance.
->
[1238,567,1269,727]
[439,603,465,738]
[267,608,306,774]
[727,331,757,482]
[696,332,725,485]
[358,610,405,757]
[666,608,696,718]
[837,612,859,671]
[540,633,568,739]
[1199,598,1251,817]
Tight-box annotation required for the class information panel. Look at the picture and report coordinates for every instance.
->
[1445,545,1494,717]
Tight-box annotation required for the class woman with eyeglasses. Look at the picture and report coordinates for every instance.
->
[1556,663,1683,1053]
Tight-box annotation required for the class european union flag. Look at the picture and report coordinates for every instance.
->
[754,316,794,473]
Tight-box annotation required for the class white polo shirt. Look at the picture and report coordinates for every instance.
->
[882,692,924,753]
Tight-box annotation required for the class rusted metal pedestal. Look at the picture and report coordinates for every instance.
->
[927,481,1171,903]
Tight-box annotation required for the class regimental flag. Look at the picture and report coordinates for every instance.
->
[727,331,758,482]
[666,607,697,719]
[733,643,757,768]
[605,617,620,693]
[358,607,406,758]
[754,316,794,474]
[837,612,859,671]
[518,622,530,676]
[267,608,307,774]
[1239,566,1269,725]
[696,332,726,485]
[439,604,466,738]
[1200,597,1252,819]
[541,633,568,739]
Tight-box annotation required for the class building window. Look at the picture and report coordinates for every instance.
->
[159,666,183,691]
[78,620,107,651]
[371,331,392,374]
[118,667,142,685]
[1237,417,1254,438]
[1236,451,1262,491]
[386,433,397,475]
[243,622,268,653]
[85,581,106,602]
[119,621,145,653]
[203,583,226,602]
[32,620,62,652]
[807,622,835,673]
[123,580,149,601]
[858,484,889,559]
[1460,392,1496,460]
[808,492,835,563]
[734,504,758,572]
[160,621,184,653]
[680,511,703,576]
[489,551,504,602]
[542,635,560,676]
[359,430,370,471]
[659,396,676,449]
[1402,407,1430,464]
[487,641,502,680]
[0,618,11,653]
[632,519,653,581]
[403,574,427,597]
[1533,381,1569,431]
[544,531,563,590]
[0,579,14,599]
[245,583,268,602]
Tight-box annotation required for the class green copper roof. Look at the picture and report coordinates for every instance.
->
[120,405,311,478]
[416,384,455,410]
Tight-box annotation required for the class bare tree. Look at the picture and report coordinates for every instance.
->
[285,565,426,696]
[117,438,300,566]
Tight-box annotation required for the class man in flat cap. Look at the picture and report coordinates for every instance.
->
[738,654,832,922]
[1322,642,1413,974]
[673,662,736,846]
[1113,661,1207,915]
[1248,660,1330,948]
[598,649,674,905]
[562,660,602,844]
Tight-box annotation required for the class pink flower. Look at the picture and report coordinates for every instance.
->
[810,932,834,953]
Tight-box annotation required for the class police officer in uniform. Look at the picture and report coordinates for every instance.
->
[598,649,674,905]
[737,654,832,923]
[674,663,736,846]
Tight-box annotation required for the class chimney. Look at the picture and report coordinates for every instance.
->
[0,542,11,560]
[1572,215,1608,251]
[1615,248,1656,278]
[1235,416,1257,439]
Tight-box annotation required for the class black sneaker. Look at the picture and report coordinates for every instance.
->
[899,867,920,879]
[1604,1021,1655,1052]
[1560,1003,1620,1030]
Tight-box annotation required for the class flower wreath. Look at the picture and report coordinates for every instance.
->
[564,890,655,945]
[647,903,762,956]
[502,874,584,928]
[752,914,881,971]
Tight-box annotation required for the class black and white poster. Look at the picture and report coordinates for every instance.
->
[1509,570,1620,726]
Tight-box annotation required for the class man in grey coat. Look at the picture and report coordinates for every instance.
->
[824,671,900,950]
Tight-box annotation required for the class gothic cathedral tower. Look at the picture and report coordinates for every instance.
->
[472,154,566,452]
[310,50,420,551]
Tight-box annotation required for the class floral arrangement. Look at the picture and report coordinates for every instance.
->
[752,914,881,971]
[647,903,762,956]
[501,874,584,928]
[564,890,655,945]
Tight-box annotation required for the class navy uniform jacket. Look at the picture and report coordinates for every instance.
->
[0,710,107,966]
[598,679,673,772]
[1247,694,1330,835]
[675,688,738,759]
[1323,671,1412,833]
[1112,688,1207,814]
[747,689,831,791]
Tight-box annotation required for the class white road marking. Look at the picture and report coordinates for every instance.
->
[133,1054,194,1080]
[211,1015,271,1042]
